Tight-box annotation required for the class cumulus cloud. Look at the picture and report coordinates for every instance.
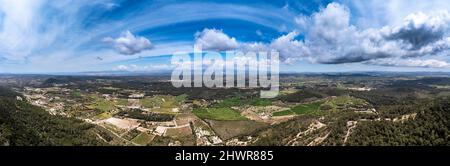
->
[285,3,450,66]
[171,55,276,71]
[116,65,129,71]
[115,64,171,71]
[367,58,450,68]
[188,2,450,69]
[194,28,239,51]
[103,30,153,55]
[384,11,450,50]
[241,31,308,63]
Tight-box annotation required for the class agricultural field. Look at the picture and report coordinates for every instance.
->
[131,133,155,145]
[140,95,184,113]
[193,108,247,121]
[321,95,369,111]
[2,72,450,146]
[273,101,324,116]
[87,95,115,112]
[206,120,268,140]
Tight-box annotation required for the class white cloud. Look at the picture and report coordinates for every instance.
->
[186,2,450,69]
[0,0,44,61]
[194,28,239,51]
[103,30,154,55]
[278,3,450,66]
[239,31,308,63]
[345,0,450,28]
[383,11,450,50]
[170,53,276,72]
[367,58,450,68]
[268,31,308,63]
[116,65,129,71]
[294,15,308,30]
[0,0,298,72]
[300,3,389,64]
[115,64,172,71]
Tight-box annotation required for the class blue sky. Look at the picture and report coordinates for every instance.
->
[1,0,450,73]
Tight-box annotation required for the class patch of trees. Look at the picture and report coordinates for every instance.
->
[349,89,420,107]
[346,98,450,146]
[116,109,174,122]
[0,86,104,146]
[279,89,325,103]
[318,88,349,97]
[392,77,450,87]
[251,96,450,146]
[252,116,315,146]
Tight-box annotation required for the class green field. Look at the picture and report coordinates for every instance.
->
[214,97,242,108]
[131,132,154,145]
[193,108,247,121]
[175,94,188,103]
[272,110,295,116]
[214,97,272,108]
[331,95,365,105]
[291,101,324,115]
[249,98,272,106]
[321,95,367,111]
[116,99,129,106]
[95,112,112,119]
[140,95,184,109]
[273,101,324,116]
[88,95,115,112]
[86,95,116,120]
[70,91,82,98]
[140,96,163,108]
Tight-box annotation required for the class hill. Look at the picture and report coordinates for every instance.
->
[0,87,104,146]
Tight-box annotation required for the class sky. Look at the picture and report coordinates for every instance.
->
[2,0,450,73]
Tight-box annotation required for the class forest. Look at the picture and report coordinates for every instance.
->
[0,87,104,146]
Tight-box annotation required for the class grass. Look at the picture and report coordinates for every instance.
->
[161,97,177,108]
[249,98,272,106]
[140,97,162,108]
[140,95,181,109]
[214,97,242,108]
[89,100,115,112]
[193,108,247,121]
[333,96,364,105]
[273,101,324,116]
[116,99,129,106]
[71,91,82,98]
[291,101,324,115]
[175,94,188,103]
[131,132,154,145]
[214,97,273,108]
[95,112,112,119]
[273,110,295,116]
[322,95,367,111]
[88,95,115,112]
[279,89,299,95]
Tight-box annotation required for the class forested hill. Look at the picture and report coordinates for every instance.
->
[252,93,450,146]
[0,86,104,146]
